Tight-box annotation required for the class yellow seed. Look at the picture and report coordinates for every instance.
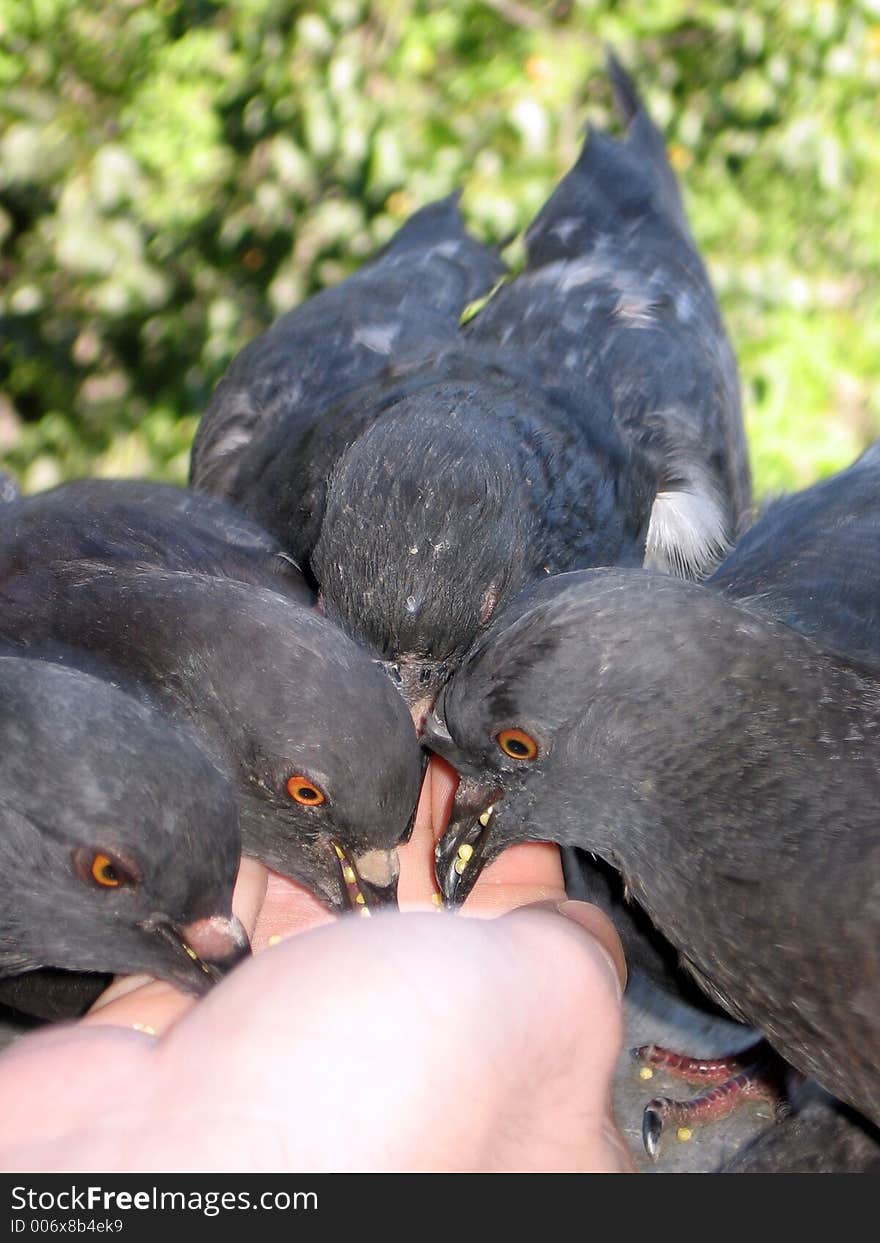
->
[343,865,357,884]
[478,811,492,827]
[639,1066,654,1081]
[457,843,474,862]
[431,893,442,907]
[267,934,282,947]
[454,857,468,875]
[355,892,366,905]
[333,844,345,860]
[183,945,198,960]
[676,1127,693,1143]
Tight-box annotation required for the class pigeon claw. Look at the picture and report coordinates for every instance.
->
[642,1101,667,1163]
[637,1042,792,1163]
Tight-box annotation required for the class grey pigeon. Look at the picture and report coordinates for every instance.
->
[0,478,311,604]
[190,55,750,724]
[0,656,248,1010]
[426,444,880,1135]
[0,562,423,915]
[565,439,880,993]
[710,439,880,666]
[721,1095,880,1173]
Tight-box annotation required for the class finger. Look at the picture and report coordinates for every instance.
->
[231,855,270,937]
[0,1024,158,1171]
[516,899,627,993]
[465,842,566,913]
[250,869,334,950]
[80,974,192,1033]
[398,759,443,909]
[430,754,457,843]
[501,900,633,1170]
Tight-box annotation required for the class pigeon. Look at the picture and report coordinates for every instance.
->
[190,192,506,501]
[709,439,880,667]
[0,478,312,605]
[720,1095,880,1174]
[189,54,750,724]
[0,655,248,1012]
[425,445,880,1132]
[563,438,880,995]
[0,556,423,914]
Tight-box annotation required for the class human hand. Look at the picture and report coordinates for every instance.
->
[0,761,631,1172]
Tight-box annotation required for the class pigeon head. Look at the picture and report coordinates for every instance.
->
[425,567,828,907]
[423,570,625,904]
[311,388,537,725]
[178,582,426,910]
[0,657,248,994]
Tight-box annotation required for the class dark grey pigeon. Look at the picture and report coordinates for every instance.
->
[0,656,248,1013]
[190,192,507,500]
[189,55,750,724]
[0,560,423,914]
[0,478,311,605]
[426,445,880,1139]
[709,439,880,667]
[721,1096,880,1174]
[565,438,880,993]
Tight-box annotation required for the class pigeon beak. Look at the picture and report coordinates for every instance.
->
[145,913,251,995]
[420,711,456,762]
[378,660,444,735]
[435,778,502,908]
[332,842,400,913]
[408,696,435,736]
[179,914,251,976]
[350,847,400,910]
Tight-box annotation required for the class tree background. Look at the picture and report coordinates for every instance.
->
[2,0,879,498]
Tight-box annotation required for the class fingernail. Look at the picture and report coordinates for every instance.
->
[555,900,627,999]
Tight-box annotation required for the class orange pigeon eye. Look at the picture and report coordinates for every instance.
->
[91,853,122,887]
[73,847,138,889]
[286,775,327,806]
[497,728,539,761]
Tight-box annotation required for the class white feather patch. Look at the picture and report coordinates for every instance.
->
[644,486,731,580]
[352,322,400,354]
[209,426,255,460]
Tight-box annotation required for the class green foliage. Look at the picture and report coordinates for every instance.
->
[1,0,879,496]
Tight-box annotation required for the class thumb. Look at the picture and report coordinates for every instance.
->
[498,898,633,1171]
[511,898,627,995]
